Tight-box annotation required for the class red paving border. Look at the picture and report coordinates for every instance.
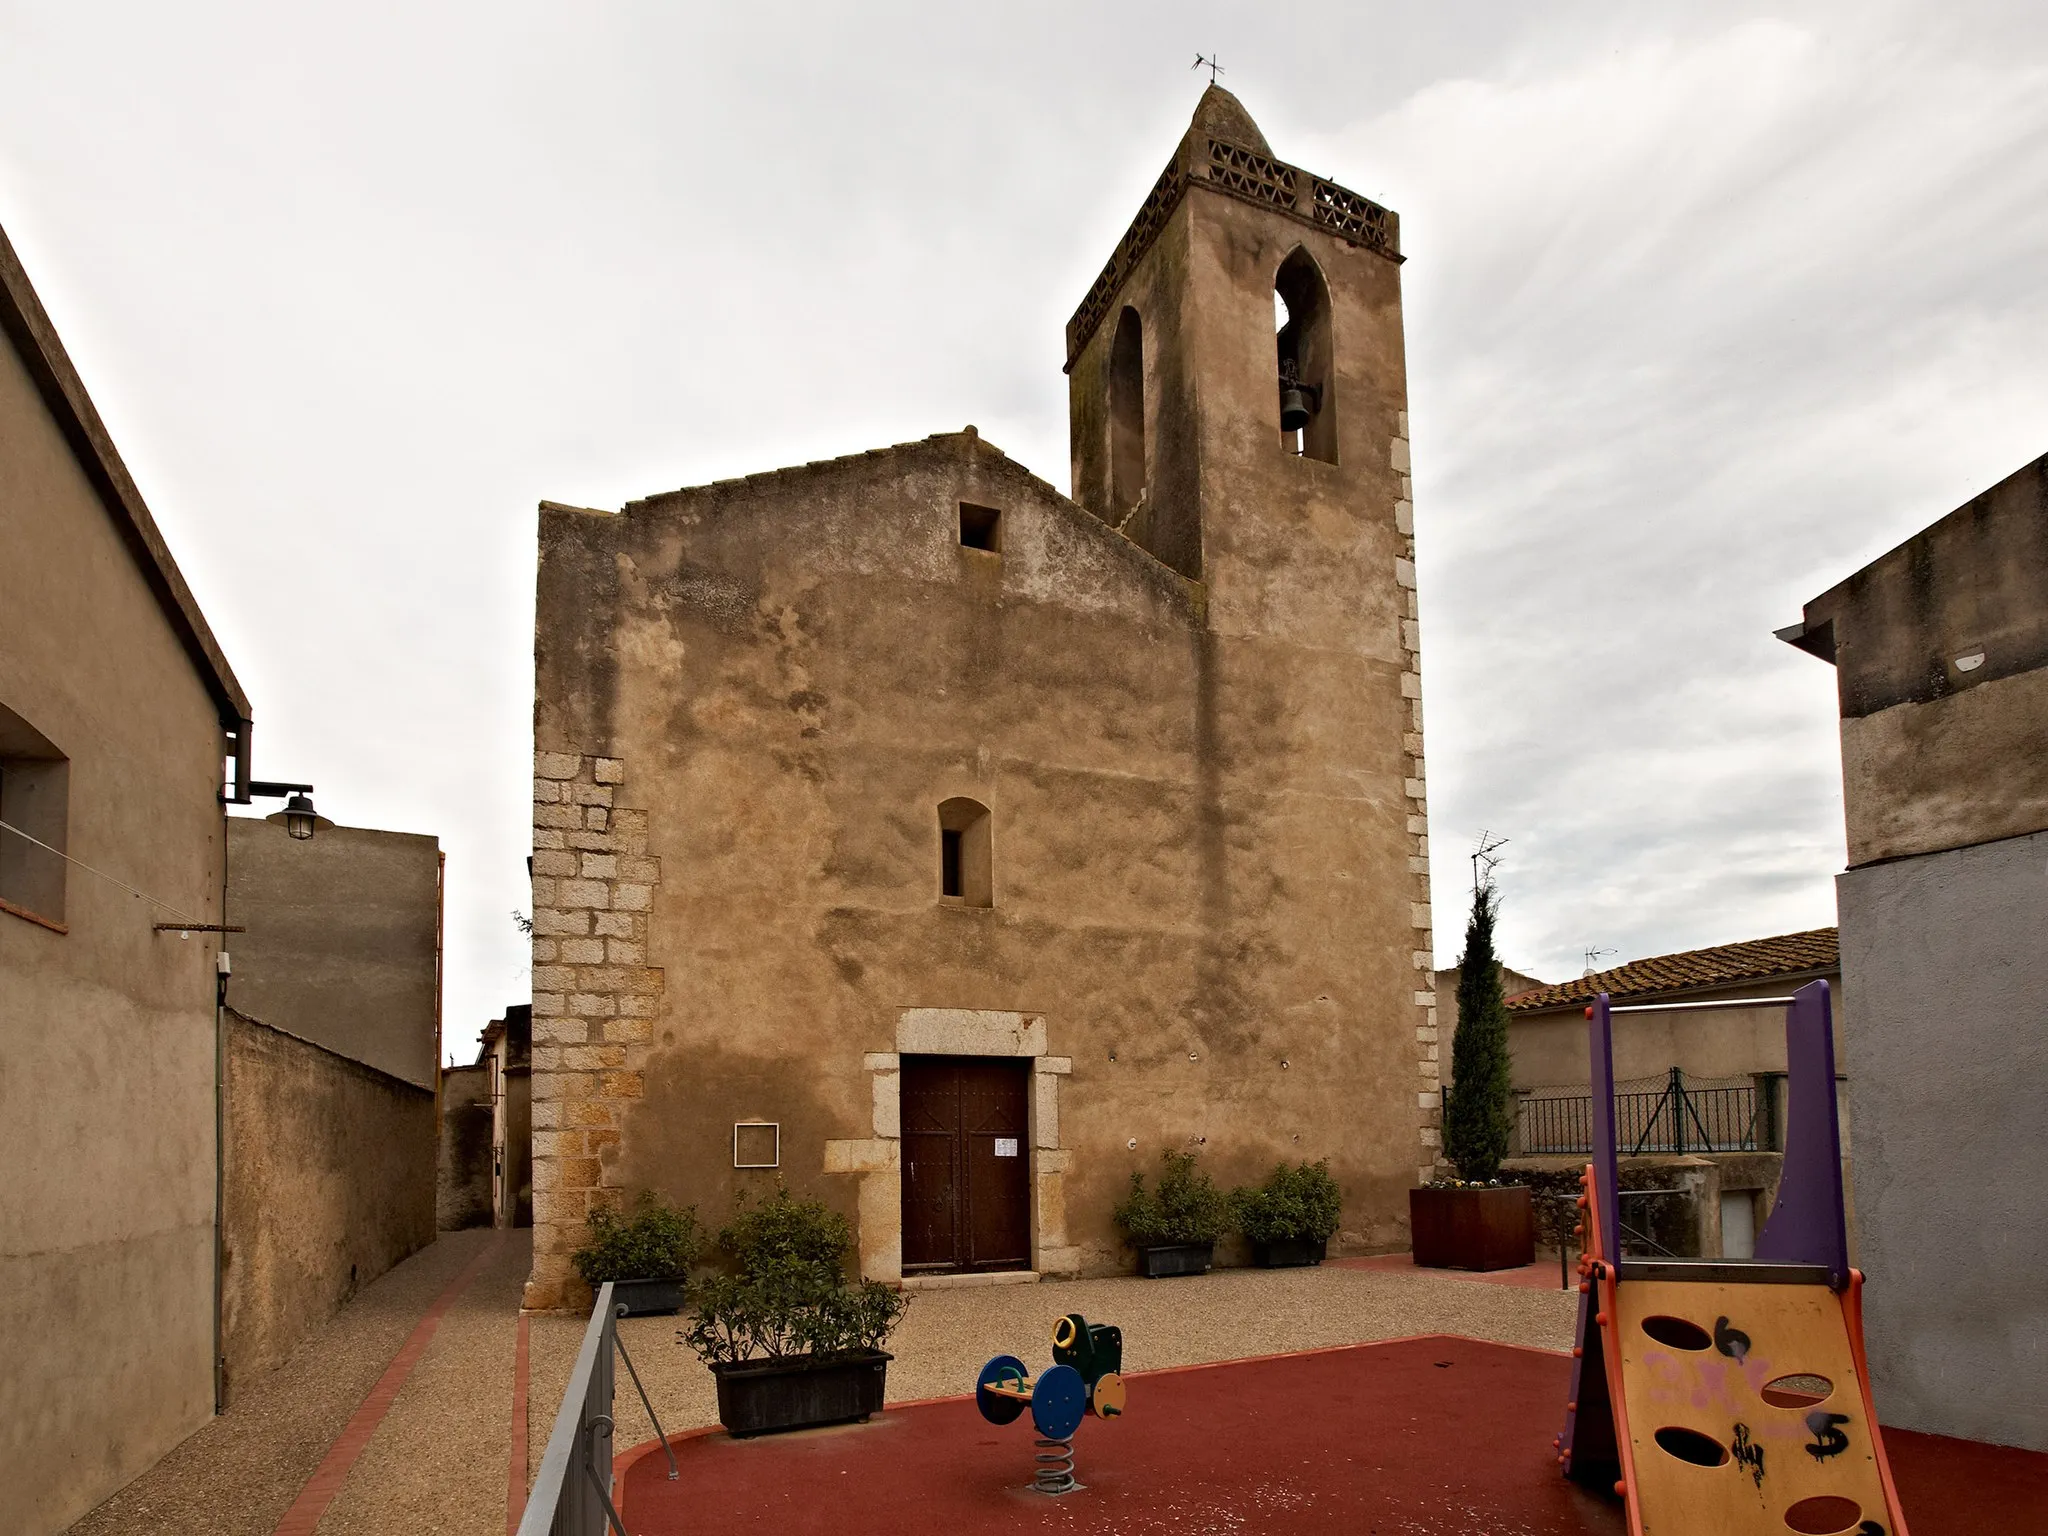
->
[508,1311,531,1535]
[270,1234,506,1536]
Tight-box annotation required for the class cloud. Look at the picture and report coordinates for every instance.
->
[3,3,2042,1036]
[1317,14,2048,976]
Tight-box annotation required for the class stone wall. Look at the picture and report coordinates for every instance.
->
[524,751,664,1308]
[220,1010,436,1402]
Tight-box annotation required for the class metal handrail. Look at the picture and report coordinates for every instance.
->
[519,1282,619,1536]
[518,1285,680,1536]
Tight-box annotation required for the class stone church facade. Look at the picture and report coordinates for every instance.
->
[524,88,1440,1307]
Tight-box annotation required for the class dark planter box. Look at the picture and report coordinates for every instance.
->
[1137,1241,1215,1278]
[1410,1185,1535,1271]
[608,1277,687,1316]
[1251,1236,1328,1268]
[712,1350,892,1438]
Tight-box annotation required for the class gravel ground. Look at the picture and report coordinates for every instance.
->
[528,1264,1579,1469]
[66,1229,501,1536]
[315,1232,530,1536]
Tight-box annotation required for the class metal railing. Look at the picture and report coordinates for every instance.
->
[518,1284,678,1536]
[1512,1069,1771,1157]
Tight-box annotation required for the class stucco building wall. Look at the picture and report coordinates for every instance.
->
[0,233,243,1532]
[1837,832,2048,1449]
[220,1011,436,1403]
[1506,976,1847,1088]
[525,91,1437,1308]
[1784,449,2048,1448]
[226,817,442,1090]
[438,1063,494,1230]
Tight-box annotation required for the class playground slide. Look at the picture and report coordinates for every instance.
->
[1557,982,1910,1536]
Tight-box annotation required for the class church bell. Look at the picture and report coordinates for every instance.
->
[1278,358,1318,433]
[1279,384,1313,434]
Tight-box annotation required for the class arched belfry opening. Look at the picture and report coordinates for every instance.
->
[1275,249,1336,463]
[1108,307,1146,516]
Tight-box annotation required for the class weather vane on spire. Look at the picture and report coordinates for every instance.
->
[1192,54,1224,85]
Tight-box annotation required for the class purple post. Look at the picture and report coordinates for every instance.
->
[1754,979,1850,1285]
[1588,994,1620,1261]
[1558,994,1623,1484]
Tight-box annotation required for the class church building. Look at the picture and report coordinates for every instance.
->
[524,88,1439,1306]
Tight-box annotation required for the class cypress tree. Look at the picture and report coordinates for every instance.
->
[1445,882,1515,1182]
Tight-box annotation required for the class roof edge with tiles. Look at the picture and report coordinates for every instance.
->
[1505,928,1840,1013]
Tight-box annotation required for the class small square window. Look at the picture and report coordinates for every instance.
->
[0,703,69,929]
[959,502,1002,552]
[733,1122,780,1169]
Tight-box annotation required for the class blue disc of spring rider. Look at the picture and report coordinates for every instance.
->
[975,1355,1030,1425]
[1031,1363,1087,1440]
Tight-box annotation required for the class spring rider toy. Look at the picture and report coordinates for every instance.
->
[975,1313,1126,1494]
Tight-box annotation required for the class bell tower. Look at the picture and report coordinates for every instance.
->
[1065,86,1409,604]
[1063,89,1443,1197]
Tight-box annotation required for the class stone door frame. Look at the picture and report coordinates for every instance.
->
[824,1009,1076,1285]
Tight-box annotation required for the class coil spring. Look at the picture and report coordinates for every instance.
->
[1033,1436,1077,1495]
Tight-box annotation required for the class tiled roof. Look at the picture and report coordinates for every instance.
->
[1505,928,1838,1012]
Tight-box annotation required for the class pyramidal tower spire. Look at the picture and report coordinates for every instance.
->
[1185,82,1272,157]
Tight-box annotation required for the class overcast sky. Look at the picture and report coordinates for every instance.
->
[4,2,2043,1058]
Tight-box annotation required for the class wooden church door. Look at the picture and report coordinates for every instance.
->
[900,1057,1031,1273]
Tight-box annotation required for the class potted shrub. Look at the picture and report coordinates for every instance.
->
[571,1192,704,1316]
[1411,880,1535,1271]
[1114,1149,1227,1277]
[679,1186,910,1437]
[1232,1159,1341,1267]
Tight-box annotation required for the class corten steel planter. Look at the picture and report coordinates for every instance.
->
[607,1277,688,1316]
[1251,1236,1328,1268]
[711,1350,892,1437]
[1136,1241,1215,1278]
[1409,1185,1535,1271]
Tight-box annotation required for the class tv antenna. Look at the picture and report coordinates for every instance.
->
[1192,53,1225,84]
[1469,830,1508,894]
[1583,945,1616,977]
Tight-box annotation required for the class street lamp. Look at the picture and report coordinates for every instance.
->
[247,780,320,840]
[281,791,319,841]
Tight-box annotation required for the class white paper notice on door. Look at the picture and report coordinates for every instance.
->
[994,1137,1019,1158]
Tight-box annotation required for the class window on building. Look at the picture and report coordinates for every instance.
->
[1275,249,1337,464]
[0,703,69,928]
[937,797,992,907]
[1109,306,1146,515]
[959,502,1002,552]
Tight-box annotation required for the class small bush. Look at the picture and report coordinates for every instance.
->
[716,1186,853,1275]
[679,1184,909,1366]
[1231,1160,1342,1245]
[571,1192,703,1287]
[1113,1149,1228,1247]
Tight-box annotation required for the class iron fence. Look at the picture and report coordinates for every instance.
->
[518,1283,677,1536]
[1511,1069,1771,1157]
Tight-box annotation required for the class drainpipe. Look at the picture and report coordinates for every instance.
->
[213,729,238,1414]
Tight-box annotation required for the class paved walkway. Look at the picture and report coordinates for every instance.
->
[66,1229,529,1536]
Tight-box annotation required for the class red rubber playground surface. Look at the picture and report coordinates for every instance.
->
[616,1334,2048,1535]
